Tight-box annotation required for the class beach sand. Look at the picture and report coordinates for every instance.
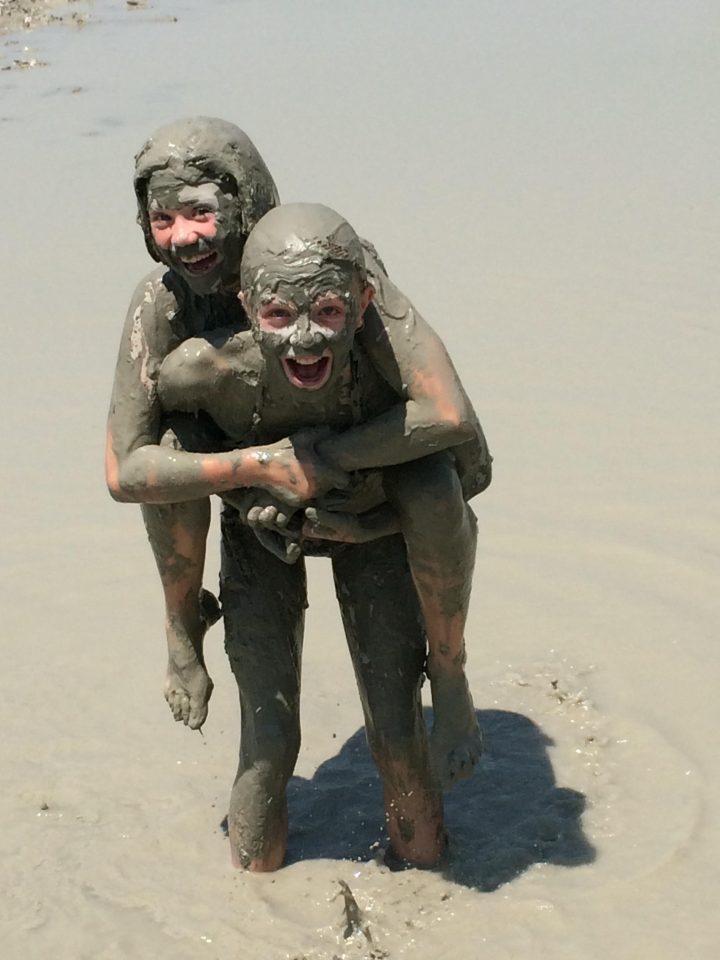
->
[1,1,718,958]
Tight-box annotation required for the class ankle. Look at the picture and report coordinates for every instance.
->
[427,654,466,678]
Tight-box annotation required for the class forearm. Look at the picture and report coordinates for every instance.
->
[110,441,282,505]
[316,401,475,472]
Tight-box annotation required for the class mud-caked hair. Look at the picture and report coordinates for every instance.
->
[241,203,367,297]
[134,116,279,263]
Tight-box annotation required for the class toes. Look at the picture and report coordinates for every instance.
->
[188,683,212,730]
[167,690,190,723]
[188,704,208,730]
[169,695,184,722]
[178,692,191,724]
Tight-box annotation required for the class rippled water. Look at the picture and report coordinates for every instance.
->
[1,2,718,958]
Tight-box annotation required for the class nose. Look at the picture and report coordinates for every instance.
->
[290,313,324,350]
[171,214,201,247]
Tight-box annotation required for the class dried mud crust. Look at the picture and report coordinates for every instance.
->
[0,1,91,36]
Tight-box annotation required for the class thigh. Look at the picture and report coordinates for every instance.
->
[220,508,307,722]
[331,535,427,746]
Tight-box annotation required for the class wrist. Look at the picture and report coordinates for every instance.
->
[238,446,285,492]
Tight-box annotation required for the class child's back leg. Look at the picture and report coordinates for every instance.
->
[142,498,217,730]
[384,452,482,788]
[141,414,223,730]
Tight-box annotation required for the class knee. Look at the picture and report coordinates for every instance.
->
[237,710,301,781]
[158,340,225,409]
[388,452,461,507]
[230,669,301,764]
[386,452,468,533]
[254,727,301,772]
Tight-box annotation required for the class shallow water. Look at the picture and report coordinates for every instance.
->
[1,1,719,958]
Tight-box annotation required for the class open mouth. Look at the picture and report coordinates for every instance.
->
[282,351,333,390]
[179,251,220,276]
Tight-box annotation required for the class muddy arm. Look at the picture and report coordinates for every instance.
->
[106,276,338,507]
[317,251,491,493]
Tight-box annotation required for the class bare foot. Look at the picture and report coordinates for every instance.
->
[164,590,218,730]
[428,667,483,789]
[165,654,213,730]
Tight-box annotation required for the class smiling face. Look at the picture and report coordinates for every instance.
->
[240,203,374,397]
[251,263,371,392]
[146,171,241,294]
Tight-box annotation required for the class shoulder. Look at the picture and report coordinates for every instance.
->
[125,266,194,350]
[359,237,414,326]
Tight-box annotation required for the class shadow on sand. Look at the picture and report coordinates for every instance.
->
[285,708,595,891]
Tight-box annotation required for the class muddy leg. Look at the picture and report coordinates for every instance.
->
[384,452,482,788]
[142,498,218,730]
[220,510,306,872]
[332,537,444,865]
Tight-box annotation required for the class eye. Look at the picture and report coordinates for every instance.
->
[192,205,215,219]
[259,303,294,328]
[149,211,172,225]
[313,299,346,327]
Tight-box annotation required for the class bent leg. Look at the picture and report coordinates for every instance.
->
[332,537,444,865]
[141,415,225,729]
[221,510,307,872]
[384,452,481,788]
[142,498,218,730]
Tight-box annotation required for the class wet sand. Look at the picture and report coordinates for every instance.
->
[1,1,718,958]
[0,0,91,40]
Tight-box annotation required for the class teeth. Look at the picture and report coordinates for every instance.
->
[180,252,213,263]
[293,356,321,365]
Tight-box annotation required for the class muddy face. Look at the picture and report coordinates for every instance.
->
[241,203,373,400]
[146,171,241,295]
[250,263,367,393]
[134,117,280,294]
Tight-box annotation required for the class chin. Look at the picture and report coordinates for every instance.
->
[184,272,223,295]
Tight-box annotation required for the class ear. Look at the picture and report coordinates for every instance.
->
[238,290,248,311]
[357,284,375,329]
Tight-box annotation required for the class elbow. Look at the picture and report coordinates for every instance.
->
[418,409,476,447]
[107,476,127,502]
[105,434,134,502]
[106,468,140,503]
[446,413,477,444]
[404,408,474,450]
[106,459,151,503]
[408,391,477,444]
[105,430,159,503]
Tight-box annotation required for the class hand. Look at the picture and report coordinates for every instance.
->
[254,429,349,507]
[253,528,303,565]
[247,499,303,565]
[221,488,295,523]
[220,489,303,564]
